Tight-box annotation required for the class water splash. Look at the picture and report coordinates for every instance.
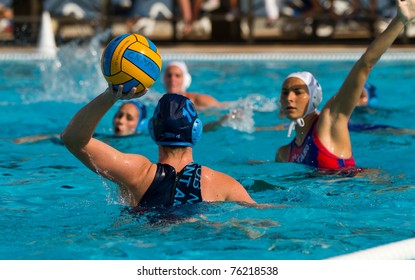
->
[221,94,278,133]
[31,30,113,104]
[240,94,278,112]
[221,108,255,133]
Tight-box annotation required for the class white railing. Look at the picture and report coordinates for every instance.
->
[329,237,415,260]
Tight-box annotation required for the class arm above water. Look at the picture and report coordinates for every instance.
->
[13,134,60,144]
[256,123,288,131]
[324,1,415,123]
[186,91,230,111]
[317,1,415,156]
[61,87,119,149]
[60,86,154,191]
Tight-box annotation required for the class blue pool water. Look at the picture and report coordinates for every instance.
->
[1,42,415,260]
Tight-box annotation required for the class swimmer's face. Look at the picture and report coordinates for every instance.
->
[113,103,140,136]
[280,77,310,120]
[164,66,185,93]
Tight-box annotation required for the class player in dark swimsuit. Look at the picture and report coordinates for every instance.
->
[62,89,255,207]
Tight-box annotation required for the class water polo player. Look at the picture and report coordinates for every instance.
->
[113,100,148,136]
[14,100,147,144]
[276,0,415,170]
[163,61,229,110]
[61,87,255,207]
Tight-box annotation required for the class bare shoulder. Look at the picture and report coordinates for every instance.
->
[200,166,230,201]
[276,143,290,162]
[117,154,158,200]
[123,153,156,182]
[200,166,255,203]
[187,92,220,108]
[92,148,155,190]
[201,166,236,184]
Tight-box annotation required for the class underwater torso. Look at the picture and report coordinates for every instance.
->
[139,162,203,208]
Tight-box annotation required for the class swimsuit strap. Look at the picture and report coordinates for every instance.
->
[173,162,203,206]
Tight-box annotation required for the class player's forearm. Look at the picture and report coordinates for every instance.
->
[61,89,116,148]
[361,17,404,67]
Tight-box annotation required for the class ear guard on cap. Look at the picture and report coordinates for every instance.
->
[191,118,203,144]
[130,100,147,132]
[364,82,378,107]
[311,85,322,109]
[182,71,192,91]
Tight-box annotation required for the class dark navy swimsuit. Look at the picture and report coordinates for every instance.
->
[138,162,203,208]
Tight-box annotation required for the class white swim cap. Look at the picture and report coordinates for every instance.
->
[164,61,192,91]
[284,71,323,137]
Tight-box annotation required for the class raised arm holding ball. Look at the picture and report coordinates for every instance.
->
[61,87,255,207]
[62,33,255,207]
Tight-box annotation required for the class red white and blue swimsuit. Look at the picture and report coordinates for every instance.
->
[288,122,356,170]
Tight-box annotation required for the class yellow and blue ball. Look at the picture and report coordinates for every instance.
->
[101,33,162,94]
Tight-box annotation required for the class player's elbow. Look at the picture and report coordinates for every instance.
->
[60,130,88,151]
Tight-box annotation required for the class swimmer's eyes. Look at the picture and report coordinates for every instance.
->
[126,115,135,121]
[115,113,135,121]
[166,73,182,78]
[281,87,308,96]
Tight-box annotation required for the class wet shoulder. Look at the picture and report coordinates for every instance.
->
[276,144,290,162]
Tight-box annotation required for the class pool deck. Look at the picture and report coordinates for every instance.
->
[157,43,415,53]
[2,43,415,55]
[2,14,415,56]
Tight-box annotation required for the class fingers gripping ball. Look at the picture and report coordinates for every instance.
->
[101,33,162,94]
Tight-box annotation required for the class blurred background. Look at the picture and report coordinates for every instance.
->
[1,0,415,47]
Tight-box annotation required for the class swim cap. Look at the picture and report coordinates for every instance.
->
[363,82,378,107]
[113,100,148,133]
[164,61,192,91]
[126,100,147,132]
[283,71,323,137]
[148,93,202,147]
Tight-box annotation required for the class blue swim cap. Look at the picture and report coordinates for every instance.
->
[114,100,148,133]
[363,83,378,107]
[126,100,147,132]
[148,93,202,147]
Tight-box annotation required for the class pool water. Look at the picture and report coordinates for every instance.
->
[1,42,415,260]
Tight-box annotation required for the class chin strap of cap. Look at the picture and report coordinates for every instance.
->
[287,118,305,138]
